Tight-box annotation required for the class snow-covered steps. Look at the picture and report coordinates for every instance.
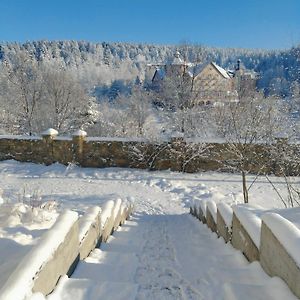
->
[48,277,138,300]
[72,252,139,282]
[47,212,296,299]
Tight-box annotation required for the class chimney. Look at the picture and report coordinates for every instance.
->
[236,59,241,71]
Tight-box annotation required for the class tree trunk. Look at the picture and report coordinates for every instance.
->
[242,170,249,203]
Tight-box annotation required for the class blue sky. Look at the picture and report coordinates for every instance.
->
[0,0,299,49]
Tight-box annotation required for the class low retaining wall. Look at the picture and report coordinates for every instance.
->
[231,212,260,262]
[0,210,79,300]
[0,200,133,299]
[101,200,116,242]
[217,210,231,243]
[260,213,300,299]
[190,201,300,299]
[33,219,79,295]
[206,201,217,233]
[79,207,102,260]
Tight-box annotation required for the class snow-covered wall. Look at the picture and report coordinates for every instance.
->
[1,132,297,174]
[190,201,300,299]
[260,213,300,299]
[0,200,133,299]
[0,210,79,299]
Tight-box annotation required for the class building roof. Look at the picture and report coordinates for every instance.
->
[211,62,231,79]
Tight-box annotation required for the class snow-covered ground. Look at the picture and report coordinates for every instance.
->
[0,160,298,299]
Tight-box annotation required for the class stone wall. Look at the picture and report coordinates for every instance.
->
[1,131,294,174]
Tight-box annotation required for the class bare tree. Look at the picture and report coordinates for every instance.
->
[214,96,282,203]
[40,67,91,132]
[3,51,43,135]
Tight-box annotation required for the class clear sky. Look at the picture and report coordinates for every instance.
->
[0,0,299,50]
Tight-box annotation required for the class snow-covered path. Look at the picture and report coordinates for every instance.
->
[0,161,297,299]
[49,213,295,300]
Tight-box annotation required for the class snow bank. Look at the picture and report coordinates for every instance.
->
[262,213,300,267]
[233,205,262,248]
[206,200,217,222]
[0,210,78,300]
[78,206,101,244]
[217,202,233,228]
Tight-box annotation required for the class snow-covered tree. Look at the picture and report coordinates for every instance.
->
[213,96,285,203]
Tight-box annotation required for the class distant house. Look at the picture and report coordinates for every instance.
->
[151,52,258,105]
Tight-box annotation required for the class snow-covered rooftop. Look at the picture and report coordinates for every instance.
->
[211,62,231,79]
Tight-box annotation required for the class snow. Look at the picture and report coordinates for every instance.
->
[112,198,122,220]
[0,135,42,140]
[41,129,58,136]
[232,205,262,248]
[53,136,72,141]
[217,202,233,229]
[86,136,160,143]
[45,214,296,300]
[100,200,114,229]
[0,210,78,300]
[72,130,87,137]
[276,207,300,231]
[78,206,101,244]
[207,200,217,222]
[0,188,3,205]
[200,199,208,216]
[0,160,298,299]
[262,212,300,267]
[211,62,231,79]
